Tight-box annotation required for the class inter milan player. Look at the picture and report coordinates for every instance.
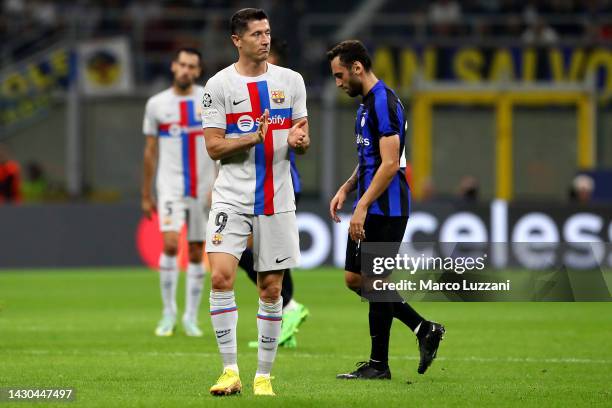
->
[201,9,309,396]
[141,48,216,337]
[240,38,309,350]
[327,40,445,380]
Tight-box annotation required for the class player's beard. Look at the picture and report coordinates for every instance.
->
[174,77,193,91]
[346,76,363,98]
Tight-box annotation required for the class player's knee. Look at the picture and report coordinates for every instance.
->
[188,245,203,264]
[188,253,202,264]
[163,244,178,257]
[210,271,233,291]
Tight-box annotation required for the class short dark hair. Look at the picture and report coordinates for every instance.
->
[270,38,288,65]
[326,40,372,71]
[230,8,268,36]
[174,47,202,66]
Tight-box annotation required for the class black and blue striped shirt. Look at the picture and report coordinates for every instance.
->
[353,80,410,217]
[289,149,301,195]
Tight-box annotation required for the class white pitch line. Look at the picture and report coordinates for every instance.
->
[5,349,612,365]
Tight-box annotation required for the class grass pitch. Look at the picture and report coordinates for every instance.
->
[0,268,611,407]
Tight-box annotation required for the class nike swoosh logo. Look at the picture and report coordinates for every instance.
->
[275,256,291,264]
[232,98,247,105]
[261,339,276,344]
[216,331,230,339]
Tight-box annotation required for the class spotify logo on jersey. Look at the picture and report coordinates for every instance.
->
[237,115,255,132]
[169,123,182,137]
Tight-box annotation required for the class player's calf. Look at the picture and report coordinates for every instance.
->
[257,270,284,303]
[344,270,362,294]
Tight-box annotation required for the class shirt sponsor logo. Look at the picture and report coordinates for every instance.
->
[169,123,182,137]
[256,115,286,126]
[237,115,255,132]
[356,133,370,146]
[235,115,287,132]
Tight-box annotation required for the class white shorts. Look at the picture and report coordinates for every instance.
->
[206,208,300,272]
[157,197,209,242]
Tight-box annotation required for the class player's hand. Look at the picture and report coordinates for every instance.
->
[141,196,157,220]
[349,203,367,242]
[287,120,308,152]
[254,109,269,144]
[329,188,347,223]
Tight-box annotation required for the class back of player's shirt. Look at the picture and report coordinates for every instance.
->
[355,80,410,217]
[201,63,307,215]
[143,86,216,200]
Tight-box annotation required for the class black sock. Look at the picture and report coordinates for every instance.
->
[392,301,425,333]
[239,248,257,285]
[368,302,393,369]
[281,269,294,307]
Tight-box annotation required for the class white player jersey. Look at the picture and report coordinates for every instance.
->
[201,63,307,215]
[143,85,216,200]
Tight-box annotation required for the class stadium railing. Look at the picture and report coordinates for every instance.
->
[410,80,597,200]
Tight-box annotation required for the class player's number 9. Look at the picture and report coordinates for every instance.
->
[215,212,228,233]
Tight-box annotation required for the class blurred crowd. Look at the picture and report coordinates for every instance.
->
[386,0,612,41]
[0,143,66,203]
[2,0,612,69]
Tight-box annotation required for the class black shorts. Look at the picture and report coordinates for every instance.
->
[344,214,408,274]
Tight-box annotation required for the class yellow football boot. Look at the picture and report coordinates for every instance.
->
[209,368,242,396]
[253,375,275,396]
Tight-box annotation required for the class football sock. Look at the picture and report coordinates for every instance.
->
[184,263,205,322]
[368,301,393,369]
[239,248,257,285]
[281,270,294,306]
[392,300,425,332]
[210,290,238,369]
[256,297,283,376]
[159,254,178,317]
